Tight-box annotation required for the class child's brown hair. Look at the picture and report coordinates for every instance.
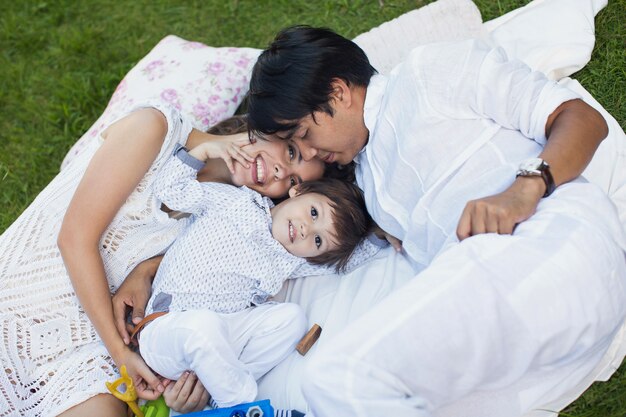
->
[294,179,372,272]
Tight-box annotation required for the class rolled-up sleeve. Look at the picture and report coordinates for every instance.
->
[412,39,581,146]
[474,43,581,145]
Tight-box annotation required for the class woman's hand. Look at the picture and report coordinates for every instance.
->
[456,176,544,240]
[163,371,210,413]
[112,256,163,345]
[113,347,165,400]
[190,131,254,174]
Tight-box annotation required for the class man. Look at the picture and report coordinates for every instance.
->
[247,26,626,417]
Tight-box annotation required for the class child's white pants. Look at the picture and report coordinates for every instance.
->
[139,302,307,407]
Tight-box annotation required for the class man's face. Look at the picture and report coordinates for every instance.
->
[279,99,369,166]
[270,190,339,258]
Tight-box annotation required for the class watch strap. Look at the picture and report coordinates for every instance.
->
[516,159,556,198]
[540,161,556,198]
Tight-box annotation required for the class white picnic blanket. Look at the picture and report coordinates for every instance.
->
[56,0,625,414]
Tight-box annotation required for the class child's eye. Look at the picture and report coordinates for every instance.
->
[310,206,318,220]
[288,145,295,160]
[315,235,322,249]
[290,177,296,187]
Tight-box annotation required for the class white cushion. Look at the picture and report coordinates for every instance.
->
[353,0,483,75]
[483,0,607,80]
[60,35,260,169]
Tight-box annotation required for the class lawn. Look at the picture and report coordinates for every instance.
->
[1,0,624,415]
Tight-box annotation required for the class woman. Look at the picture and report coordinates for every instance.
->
[0,102,325,417]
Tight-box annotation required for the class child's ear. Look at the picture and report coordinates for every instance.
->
[288,185,299,198]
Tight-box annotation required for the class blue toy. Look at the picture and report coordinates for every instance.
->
[182,399,274,417]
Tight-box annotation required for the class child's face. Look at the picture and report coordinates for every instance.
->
[270,190,339,258]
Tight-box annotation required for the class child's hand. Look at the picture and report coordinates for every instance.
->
[384,234,403,252]
[163,371,209,413]
[372,224,403,252]
[190,132,254,174]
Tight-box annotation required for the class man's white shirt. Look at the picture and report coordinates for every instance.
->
[355,39,580,270]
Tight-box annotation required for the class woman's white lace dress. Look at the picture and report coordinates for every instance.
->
[0,103,192,416]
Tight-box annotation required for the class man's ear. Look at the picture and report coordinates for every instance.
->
[330,78,352,108]
[288,185,300,198]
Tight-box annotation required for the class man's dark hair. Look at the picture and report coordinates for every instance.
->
[295,179,372,272]
[247,25,376,136]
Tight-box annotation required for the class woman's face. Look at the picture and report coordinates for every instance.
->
[230,136,325,199]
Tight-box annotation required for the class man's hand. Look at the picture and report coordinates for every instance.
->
[456,176,545,241]
[163,371,210,413]
[112,255,163,345]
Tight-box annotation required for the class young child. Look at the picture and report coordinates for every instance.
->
[135,141,374,410]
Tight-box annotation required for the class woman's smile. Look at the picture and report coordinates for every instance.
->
[252,156,267,184]
[230,135,324,198]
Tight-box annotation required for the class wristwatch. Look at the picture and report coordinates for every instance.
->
[516,157,555,198]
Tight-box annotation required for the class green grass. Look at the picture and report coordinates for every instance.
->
[1,0,624,414]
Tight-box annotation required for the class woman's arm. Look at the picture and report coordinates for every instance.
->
[58,108,168,399]
[112,255,163,345]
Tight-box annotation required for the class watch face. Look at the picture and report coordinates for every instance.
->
[519,157,543,172]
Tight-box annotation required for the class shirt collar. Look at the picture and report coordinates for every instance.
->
[357,74,387,162]
[240,186,274,225]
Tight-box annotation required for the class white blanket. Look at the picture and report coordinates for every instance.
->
[56,0,624,414]
[257,1,626,415]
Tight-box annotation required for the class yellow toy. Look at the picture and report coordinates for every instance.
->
[105,365,145,417]
[106,368,273,417]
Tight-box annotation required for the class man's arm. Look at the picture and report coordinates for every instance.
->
[456,98,608,240]
[541,98,608,187]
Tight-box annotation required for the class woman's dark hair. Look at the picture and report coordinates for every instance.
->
[296,179,372,272]
[207,114,248,135]
[247,26,377,135]
[207,115,356,184]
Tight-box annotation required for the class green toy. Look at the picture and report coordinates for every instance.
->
[142,396,170,417]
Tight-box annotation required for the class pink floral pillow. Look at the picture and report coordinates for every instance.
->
[61,35,260,169]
